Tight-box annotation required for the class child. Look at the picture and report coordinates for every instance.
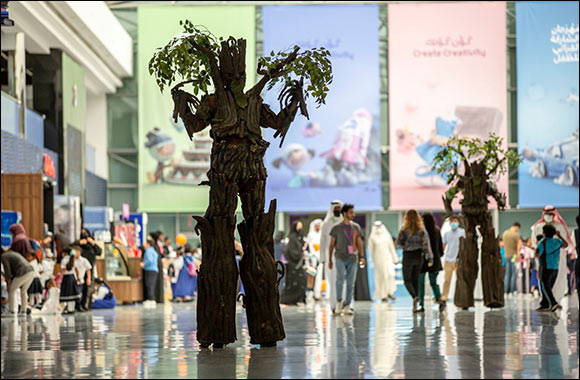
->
[529,234,544,297]
[536,224,568,312]
[518,237,535,296]
[26,251,44,308]
[31,279,64,315]
[92,278,117,309]
[140,239,159,308]
[59,246,82,314]
[1,272,8,315]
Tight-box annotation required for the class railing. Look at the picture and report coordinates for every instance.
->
[1,91,46,148]
[1,92,19,136]
[25,107,45,148]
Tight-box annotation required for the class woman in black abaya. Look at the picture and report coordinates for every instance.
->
[280,222,307,305]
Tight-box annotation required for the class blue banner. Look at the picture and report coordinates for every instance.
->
[263,5,381,212]
[516,1,579,208]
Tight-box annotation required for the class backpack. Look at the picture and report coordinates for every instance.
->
[185,256,197,277]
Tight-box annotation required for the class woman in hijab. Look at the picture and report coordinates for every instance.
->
[9,224,33,257]
[280,221,308,305]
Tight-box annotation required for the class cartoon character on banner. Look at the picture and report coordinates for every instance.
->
[145,127,176,184]
[396,106,503,188]
[311,108,374,187]
[302,122,323,138]
[521,129,579,187]
[272,144,316,188]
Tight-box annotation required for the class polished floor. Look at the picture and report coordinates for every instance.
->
[1,295,579,379]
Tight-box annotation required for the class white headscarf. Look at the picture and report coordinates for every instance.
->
[320,200,343,262]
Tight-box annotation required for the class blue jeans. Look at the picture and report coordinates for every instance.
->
[335,258,358,306]
[504,259,517,294]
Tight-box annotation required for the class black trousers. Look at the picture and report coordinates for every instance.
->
[539,268,558,308]
[144,270,158,301]
[403,249,423,299]
[79,283,93,309]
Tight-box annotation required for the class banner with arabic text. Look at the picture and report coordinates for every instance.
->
[516,1,579,208]
[388,2,507,210]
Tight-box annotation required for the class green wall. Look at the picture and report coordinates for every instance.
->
[137,5,256,213]
[62,52,86,200]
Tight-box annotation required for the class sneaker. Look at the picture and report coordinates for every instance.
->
[343,306,355,315]
[333,301,343,315]
[439,301,446,312]
[550,304,561,312]
[388,294,396,301]
[415,307,425,313]
[381,298,389,303]
[536,305,550,312]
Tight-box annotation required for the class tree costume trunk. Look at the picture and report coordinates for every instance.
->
[446,162,505,308]
[172,38,305,347]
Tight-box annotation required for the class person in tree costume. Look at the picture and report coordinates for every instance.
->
[433,134,521,309]
[149,22,332,348]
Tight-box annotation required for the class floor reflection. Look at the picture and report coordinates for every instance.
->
[1,297,579,379]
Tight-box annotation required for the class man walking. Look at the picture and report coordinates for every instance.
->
[328,204,365,315]
[441,216,465,308]
[502,222,521,297]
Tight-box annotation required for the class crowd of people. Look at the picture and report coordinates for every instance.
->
[2,204,577,318]
[0,224,204,315]
[274,201,579,316]
[1,224,115,316]
[501,206,579,310]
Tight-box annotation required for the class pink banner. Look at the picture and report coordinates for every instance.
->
[388,2,507,210]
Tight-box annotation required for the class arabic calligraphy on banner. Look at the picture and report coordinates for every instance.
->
[414,35,487,58]
[551,24,579,64]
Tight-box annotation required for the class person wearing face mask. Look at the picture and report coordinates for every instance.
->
[280,221,308,305]
[319,200,344,310]
[502,222,522,298]
[531,206,575,306]
[441,216,466,307]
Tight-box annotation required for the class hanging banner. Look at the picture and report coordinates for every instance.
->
[517,1,579,208]
[138,6,255,213]
[388,2,507,210]
[262,5,382,212]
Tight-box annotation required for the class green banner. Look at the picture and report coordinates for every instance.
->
[137,6,256,212]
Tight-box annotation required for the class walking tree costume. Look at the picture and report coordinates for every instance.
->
[149,21,332,347]
[432,134,521,308]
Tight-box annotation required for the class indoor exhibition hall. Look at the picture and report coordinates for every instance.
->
[1,1,578,379]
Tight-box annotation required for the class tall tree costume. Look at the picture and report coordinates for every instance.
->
[158,32,331,347]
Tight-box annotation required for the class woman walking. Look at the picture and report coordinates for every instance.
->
[417,213,444,312]
[396,210,433,313]
[280,222,308,305]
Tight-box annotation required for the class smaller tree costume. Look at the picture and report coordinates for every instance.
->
[433,134,521,308]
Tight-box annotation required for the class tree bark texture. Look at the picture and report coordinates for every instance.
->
[452,162,505,308]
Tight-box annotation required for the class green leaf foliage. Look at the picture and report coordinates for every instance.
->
[432,133,523,185]
[257,46,333,107]
[148,20,220,93]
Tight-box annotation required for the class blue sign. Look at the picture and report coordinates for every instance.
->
[1,210,21,247]
[516,1,579,207]
[262,5,382,212]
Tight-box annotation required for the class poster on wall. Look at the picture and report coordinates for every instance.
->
[388,2,507,210]
[517,1,579,208]
[138,6,255,213]
[262,5,381,212]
